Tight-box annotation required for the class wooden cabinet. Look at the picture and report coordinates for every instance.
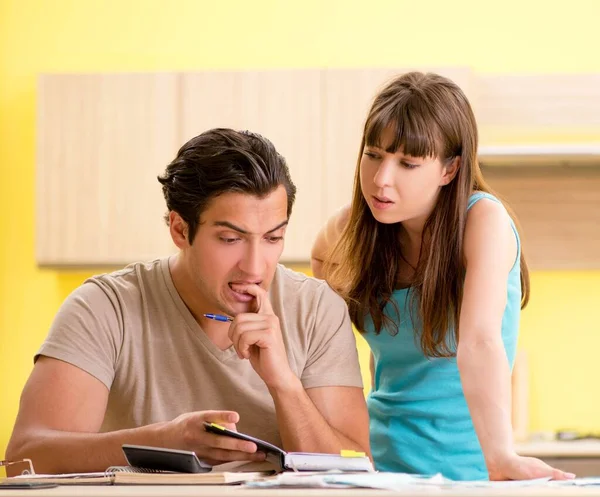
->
[36,69,600,267]
[37,73,179,266]
[483,165,600,270]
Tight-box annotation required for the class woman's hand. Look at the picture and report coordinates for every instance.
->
[487,453,575,481]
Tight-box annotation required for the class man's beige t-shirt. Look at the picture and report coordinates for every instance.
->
[36,258,363,448]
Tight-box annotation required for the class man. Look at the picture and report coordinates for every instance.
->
[6,129,369,474]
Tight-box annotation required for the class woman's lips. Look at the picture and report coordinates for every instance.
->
[371,195,395,210]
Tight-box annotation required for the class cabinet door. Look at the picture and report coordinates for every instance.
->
[37,73,180,266]
[483,166,600,269]
[476,73,600,144]
[180,70,323,263]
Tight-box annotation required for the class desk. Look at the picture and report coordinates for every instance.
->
[1,485,600,497]
[516,441,600,477]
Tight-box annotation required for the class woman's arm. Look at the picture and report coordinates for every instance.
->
[457,198,573,481]
[310,205,350,280]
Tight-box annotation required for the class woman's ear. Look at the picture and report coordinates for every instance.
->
[440,156,460,186]
[169,211,190,249]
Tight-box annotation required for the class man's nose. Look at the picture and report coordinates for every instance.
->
[238,243,263,276]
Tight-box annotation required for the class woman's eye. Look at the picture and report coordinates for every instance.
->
[364,151,380,159]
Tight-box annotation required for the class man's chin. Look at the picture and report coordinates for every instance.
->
[220,301,253,316]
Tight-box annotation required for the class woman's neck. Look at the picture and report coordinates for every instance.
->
[399,224,423,264]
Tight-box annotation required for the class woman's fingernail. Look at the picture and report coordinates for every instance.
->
[565,472,576,479]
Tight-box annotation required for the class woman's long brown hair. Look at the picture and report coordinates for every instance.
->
[325,72,530,357]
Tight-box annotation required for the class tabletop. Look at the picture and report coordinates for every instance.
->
[1,484,600,497]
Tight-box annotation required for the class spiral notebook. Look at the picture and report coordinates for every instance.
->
[1,461,272,486]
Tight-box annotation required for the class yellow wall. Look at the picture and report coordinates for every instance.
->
[2,0,600,460]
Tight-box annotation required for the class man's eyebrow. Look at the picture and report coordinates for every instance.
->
[266,220,289,234]
[213,220,288,235]
[213,221,249,234]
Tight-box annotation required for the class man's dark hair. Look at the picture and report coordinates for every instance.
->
[158,128,297,244]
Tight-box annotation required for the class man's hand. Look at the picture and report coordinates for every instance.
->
[163,410,265,465]
[228,284,297,390]
[487,452,575,481]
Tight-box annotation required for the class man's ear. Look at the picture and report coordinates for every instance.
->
[440,156,460,186]
[169,211,189,249]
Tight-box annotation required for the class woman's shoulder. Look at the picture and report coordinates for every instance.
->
[466,191,513,225]
[312,204,351,260]
[331,204,351,234]
[467,191,502,210]
[464,191,518,266]
[466,191,512,230]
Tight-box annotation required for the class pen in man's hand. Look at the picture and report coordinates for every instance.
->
[203,313,234,322]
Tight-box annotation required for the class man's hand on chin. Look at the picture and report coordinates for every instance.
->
[227,283,297,390]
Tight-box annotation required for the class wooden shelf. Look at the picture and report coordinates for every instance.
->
[479,144,600,167]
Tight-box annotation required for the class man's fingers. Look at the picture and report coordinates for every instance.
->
[198,448,265,463]
[230,320,273,336]
[235,330,270,359]
[202,410,240,425]
[202,451,266,466]
[203,432,257,453]
[238,331,272,359]
[231,284,273,314]
[233,313,273,322]
[229,328,272,359]
[228,320,274,359]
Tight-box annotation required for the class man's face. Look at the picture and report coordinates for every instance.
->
[179,186,288,316]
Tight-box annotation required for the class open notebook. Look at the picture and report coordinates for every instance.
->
[1,461,272,486]
[204,422,374,472]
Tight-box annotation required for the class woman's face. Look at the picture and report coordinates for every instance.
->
[359,127,456,228]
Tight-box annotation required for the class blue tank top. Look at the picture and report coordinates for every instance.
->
[364,192,522,481]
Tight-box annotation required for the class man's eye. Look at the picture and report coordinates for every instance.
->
[220,237,240,244]
[267,236,283,243]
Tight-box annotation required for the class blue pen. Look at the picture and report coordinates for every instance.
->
[203,313,234,322]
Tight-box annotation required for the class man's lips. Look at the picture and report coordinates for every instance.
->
[227,283,256,303]
[229,281,261,290]
[228,282,263,295]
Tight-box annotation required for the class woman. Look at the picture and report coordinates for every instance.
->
[311,72,573,481]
